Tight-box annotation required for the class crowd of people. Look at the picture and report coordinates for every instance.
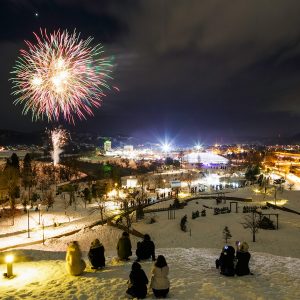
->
[65,233,251,299]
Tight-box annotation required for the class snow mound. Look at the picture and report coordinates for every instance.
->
[1,248,299,299]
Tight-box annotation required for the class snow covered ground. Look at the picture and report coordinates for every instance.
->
[1,186,300,299]
[1,248,299,300]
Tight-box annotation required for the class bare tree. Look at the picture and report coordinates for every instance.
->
[44,190,55,211]
[122,197,135,232]
[91,182,109,224]
[95,197,107,224]
[138,174,148,203]
[241,211,260,242]
[0,166,20,225]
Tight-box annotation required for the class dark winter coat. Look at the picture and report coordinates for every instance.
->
[136,240,155,261]
[235,251,251,276]
[117,236,132,260]
[218,245,235,276]
[88,244,105,268]
[126,264,149,299]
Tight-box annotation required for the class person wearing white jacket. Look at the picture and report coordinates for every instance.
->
[150,255,170,298]
[66,241,86,276]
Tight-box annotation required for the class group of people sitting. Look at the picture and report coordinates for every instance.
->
[116,232,169,299]
[65,233,169,299]
[65,238,105,276]
[126,255,170,299]
[215,241,251,276]
[65,234,251,299]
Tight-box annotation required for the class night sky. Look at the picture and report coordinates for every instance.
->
[1,0,300,144]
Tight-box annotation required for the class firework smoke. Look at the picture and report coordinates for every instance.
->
[51,128,68,165]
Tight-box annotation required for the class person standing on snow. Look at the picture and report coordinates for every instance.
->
[117,231,132,261]
[66,241,86,276]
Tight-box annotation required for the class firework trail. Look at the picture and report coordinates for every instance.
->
[11,29,114,123]
[51,128,68,165]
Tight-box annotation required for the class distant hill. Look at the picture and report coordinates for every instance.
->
[0,129,44,146]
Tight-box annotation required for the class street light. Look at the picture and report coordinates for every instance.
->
[4,255,14,278]
[41,219,45,245]
[38,204,41,225]
[26,205,30,238]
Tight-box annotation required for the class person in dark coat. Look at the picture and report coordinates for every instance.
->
[117,231,132,261]
[88,239,105,269]
[235,242,251,276]
[215,245,235,276]
[126,262,149,299]
[136,234,155,262]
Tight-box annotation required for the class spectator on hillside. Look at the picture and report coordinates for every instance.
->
[215,245,235,276]
[88,238,105,269]
[235,242,251,276]
[150,255,170,298]
[117,231,132,261]
[126,262,148,299]
[136,234,155,262]
[66,241,86,276]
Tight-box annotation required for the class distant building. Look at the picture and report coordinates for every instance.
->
[104,140,111,152]
[121,176,138,188]
[183,152,228,166]
[124,145,134,152]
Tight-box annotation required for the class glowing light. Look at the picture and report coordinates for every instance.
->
[105,201,120,211]
[178,192,190,198]
[266,199,288,206]
[107,189,126,199]
[5,255,14,263]
[162,142,171,152]
[51,128,68,165]
[11,29,115,123]
[195,144,202,151]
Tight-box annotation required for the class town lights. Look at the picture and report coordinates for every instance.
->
[4,255,14,278]
[161,142,171,153]
[195,144,202,151]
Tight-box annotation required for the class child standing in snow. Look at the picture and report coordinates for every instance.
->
[66,241,86,276]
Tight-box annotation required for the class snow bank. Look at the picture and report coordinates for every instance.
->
[1,248,299,300]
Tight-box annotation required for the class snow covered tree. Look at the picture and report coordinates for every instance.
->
[223,226,232,243]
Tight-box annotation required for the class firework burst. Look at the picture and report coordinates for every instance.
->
[50,128,68,165]
[11,29,114,123]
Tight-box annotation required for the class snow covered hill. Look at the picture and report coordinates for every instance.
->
[1,248,299,300]
[1,186,300,299]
